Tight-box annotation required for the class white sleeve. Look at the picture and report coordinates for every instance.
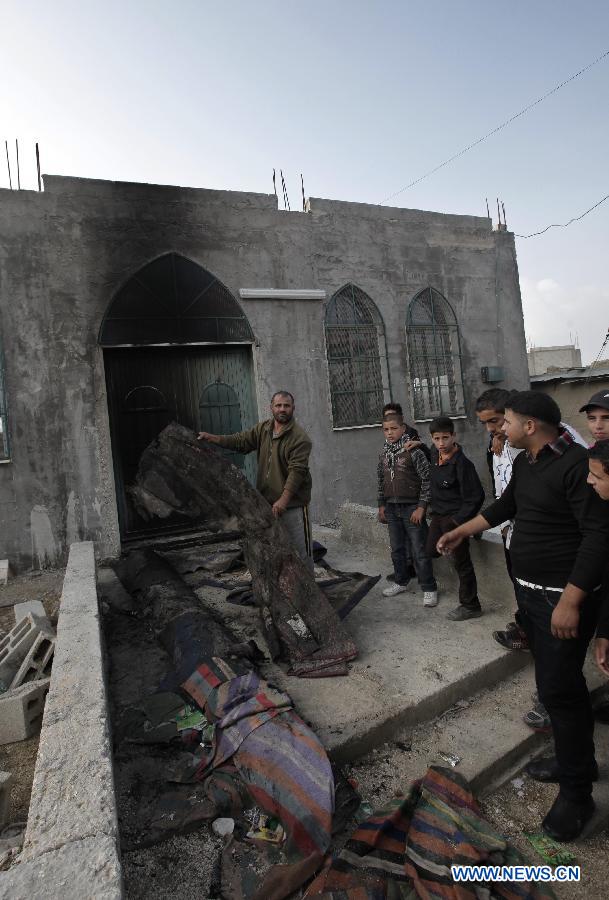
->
[562,422,589,448]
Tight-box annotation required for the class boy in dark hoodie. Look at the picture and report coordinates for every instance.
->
[426,416,485,620]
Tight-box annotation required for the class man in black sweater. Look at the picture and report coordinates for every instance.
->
[437,391,609,842]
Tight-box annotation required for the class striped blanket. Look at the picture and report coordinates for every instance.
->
[304,766,557,900]
[182,659,334,895]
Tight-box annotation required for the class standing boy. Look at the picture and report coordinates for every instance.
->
[426,417,485,621]
[381,402,425,584]
[378,414,437,605]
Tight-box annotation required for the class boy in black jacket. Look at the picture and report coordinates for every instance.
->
[425,417,485,621]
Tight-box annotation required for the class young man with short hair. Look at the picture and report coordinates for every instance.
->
[580,389,609,445]
[438,391,609,841]
[586,441,609,684]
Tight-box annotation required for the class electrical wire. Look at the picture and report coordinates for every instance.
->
[514,192,609,238]
[378,49,609,205]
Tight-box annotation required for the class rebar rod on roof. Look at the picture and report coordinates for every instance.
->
[4,141,12,189]
[36,142,41,191]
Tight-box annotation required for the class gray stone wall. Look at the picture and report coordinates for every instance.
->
[0,176,529,570]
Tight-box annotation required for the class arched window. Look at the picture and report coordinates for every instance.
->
[99,252,253,346]
[0,343,9,461]
[325,284,390,428]
[406,287,465,420]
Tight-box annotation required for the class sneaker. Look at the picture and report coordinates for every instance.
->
[423,591,438,607]
[446,605,482,621]
[382,583,409,597]
[542,793,595,842]
[523,703,552,733]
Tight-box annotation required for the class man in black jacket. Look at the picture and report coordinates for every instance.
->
[437,392,609,841]
[587,440,609,677]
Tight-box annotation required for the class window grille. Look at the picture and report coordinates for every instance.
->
[0,344,9,460]
[324,284,390,427]
[406,287,465,420]
[99,253,254,347]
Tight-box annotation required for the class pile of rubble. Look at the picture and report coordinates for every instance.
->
[0,602,55,744]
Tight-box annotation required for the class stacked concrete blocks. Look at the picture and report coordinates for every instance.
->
[13,601,48,625]
[0,679,51,744]
[0,614,55,692]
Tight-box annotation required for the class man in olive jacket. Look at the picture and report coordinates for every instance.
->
[198,390,314,569]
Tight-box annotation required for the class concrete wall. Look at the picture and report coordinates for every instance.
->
[531,375,609,441]
[527,344,582,376]
[0,177,529,570]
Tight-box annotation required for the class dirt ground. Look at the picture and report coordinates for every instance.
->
[0,569,63,831]
[482,777,609,899]
[346,732,609,899]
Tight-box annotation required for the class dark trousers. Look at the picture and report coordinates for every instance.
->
[385,503,437,591]
[515,581,601,801]
[426,514,480,609]
[502,535,524,629]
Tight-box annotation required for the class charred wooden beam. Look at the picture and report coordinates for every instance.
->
[130,422,357,676]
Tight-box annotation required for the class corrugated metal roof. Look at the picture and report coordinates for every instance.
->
[531,366,609,384]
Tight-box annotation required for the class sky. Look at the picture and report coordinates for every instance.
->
[1,0,607,363]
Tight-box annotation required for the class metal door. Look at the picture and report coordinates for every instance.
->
[104,345,256,541]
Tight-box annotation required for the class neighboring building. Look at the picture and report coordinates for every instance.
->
[531,364,609,440]
[0,176,529,570]
[527,344,582,376]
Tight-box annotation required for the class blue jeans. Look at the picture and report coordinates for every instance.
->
[515,581,601,801]
[385,503,437,591]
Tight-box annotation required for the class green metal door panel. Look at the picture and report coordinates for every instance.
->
[199,381,246,470]
[187,347,257,485]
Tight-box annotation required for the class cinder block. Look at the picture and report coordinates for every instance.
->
[0,561,8,586]
[0,772,14,826]
[0,679,50,745]
[14,601,48,627]
[10,633,55,689]
[0,615,54,690]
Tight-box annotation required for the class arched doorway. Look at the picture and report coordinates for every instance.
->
[99,252,257,541]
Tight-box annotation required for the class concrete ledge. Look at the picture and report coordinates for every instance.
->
[0,835,122,900]
[0,542,122,895]
[338,502,512,600]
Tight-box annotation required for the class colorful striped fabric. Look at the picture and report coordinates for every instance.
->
[181,660,334,861]
[304,766,557,900]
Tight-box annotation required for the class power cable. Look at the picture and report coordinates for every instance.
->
[378,49,609,205]
[514,192,609,238]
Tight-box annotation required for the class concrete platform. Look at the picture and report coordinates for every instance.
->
[174,517,528,763]
[273,524,527,760]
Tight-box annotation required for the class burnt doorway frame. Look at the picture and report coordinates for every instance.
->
[99,253,257,543]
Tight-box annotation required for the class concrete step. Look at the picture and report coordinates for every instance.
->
[349,655,609,835]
